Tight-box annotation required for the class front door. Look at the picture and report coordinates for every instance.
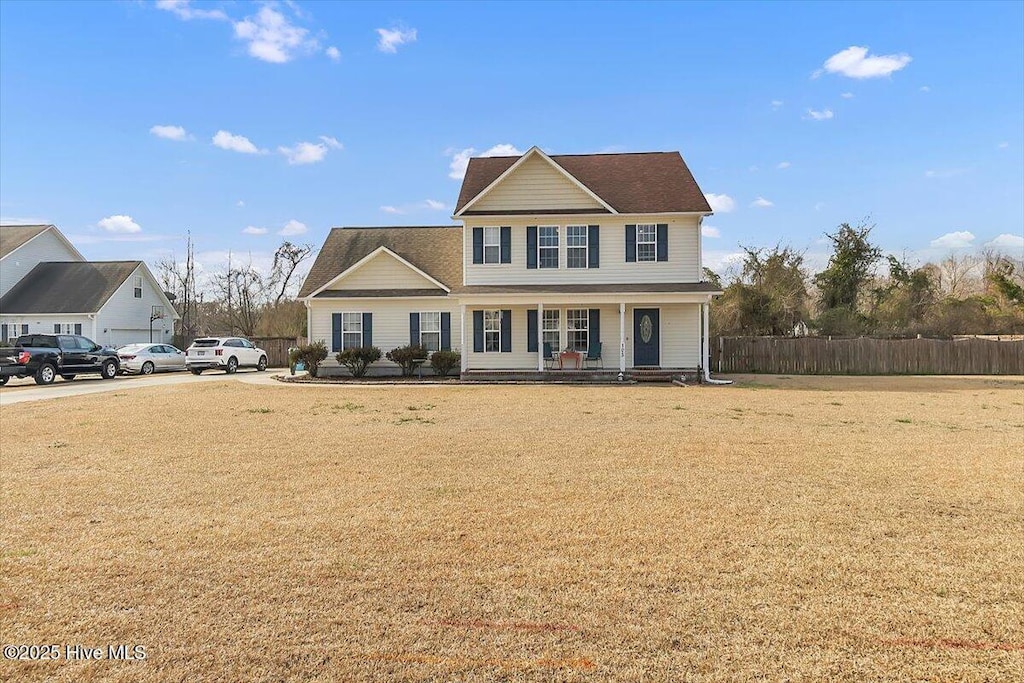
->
[633,309,660,367]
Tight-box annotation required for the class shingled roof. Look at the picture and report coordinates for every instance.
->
[0,261,142,314]
[0,224,53,259]
[298,226,463,298]
[455,150,713,215]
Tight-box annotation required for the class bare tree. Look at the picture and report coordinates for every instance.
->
[211,255,268,337]
[270,241,314,304]
[937,253,982,298]
[155,231,201,344]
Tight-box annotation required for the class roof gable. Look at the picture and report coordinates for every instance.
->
[310,247,449,296]
[457,147,613,216]
[0,224,84,261]
[299,226,462,298]
[455,150,713,215]
[0,261,142,314]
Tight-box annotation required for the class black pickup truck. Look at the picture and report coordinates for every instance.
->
[0,334,120,385]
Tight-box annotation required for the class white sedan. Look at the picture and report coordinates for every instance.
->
[118,343,187,375]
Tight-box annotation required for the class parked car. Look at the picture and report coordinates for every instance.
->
[118,343,187,375]
[0,346,30,385]
[4,334,120,385]
[185,337,268,374]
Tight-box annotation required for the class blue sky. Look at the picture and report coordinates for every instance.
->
[1,0,1022,280]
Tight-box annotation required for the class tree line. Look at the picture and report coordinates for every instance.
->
[705,221,1024,338]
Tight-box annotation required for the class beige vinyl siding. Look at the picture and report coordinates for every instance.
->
[331,252,438,290]
[623,304,700,369]
[463,215,701,285]
[0,229,82,298]
[308,297,460,374]
[470,155,605,213]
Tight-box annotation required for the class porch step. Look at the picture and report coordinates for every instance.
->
[629,368,700,383]
[460,370,628,383]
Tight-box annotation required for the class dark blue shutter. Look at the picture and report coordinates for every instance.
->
[440,312,451,351]
[409,312,420,347]
[588,225,600,268]
[472,227,484,264]
[21,324,28,335]
[54,324,60,333]
[500,309,512,352]
[625,224,637,262]
[500,226,512,263]
[588,309,601,345]
[527,309,538,352]
[656,223,668,261]
[362,312,372,347]
[332,313,342,352]
[473,310,484,352]
[526,226,538,269]
[74,323,82,335]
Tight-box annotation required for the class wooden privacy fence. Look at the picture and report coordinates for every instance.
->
[714,336,1024,375]
[250,337,303,368]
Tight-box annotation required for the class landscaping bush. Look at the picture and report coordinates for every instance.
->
[386,344,428,376]
[336,346,381,378]
[430,350,460,377]
[290,341,327,377]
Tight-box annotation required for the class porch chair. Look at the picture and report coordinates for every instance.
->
[543,342,557,370]
[584,341,603,369]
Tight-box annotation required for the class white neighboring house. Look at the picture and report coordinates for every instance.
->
[299,147,721,376]
[0,224,179,347]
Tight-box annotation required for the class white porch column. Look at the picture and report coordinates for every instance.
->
[618,302,626,373]
[537,303,544,372]
[702,302,710,377]
[460,304,468,372]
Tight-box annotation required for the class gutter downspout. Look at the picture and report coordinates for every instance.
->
[304,299,312,346]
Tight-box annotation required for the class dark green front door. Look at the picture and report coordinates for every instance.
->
[633,309,660,366]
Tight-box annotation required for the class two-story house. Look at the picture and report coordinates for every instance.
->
[298,147,720,377]
[0,224,179,346]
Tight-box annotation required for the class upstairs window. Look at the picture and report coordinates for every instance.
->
[566,309,589,352]
[567,226,588,268]
[483,310,502,352]
[342,312,363,350]
[538,226,559,269]
[483,226,501,264]
[636,224,657,262]
[419,311,441,352]
[134,275,143,298]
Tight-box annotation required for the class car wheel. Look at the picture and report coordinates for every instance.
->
[61,374,77,381]
[101,360,118,379]
[191,368,203,375]
[0,376,8,386]
[257,355,268,372]
[226,356,238,374]
[35,363,56,385]
[141,361,155,375]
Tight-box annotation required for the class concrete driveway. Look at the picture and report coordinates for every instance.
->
[0,368,287,406]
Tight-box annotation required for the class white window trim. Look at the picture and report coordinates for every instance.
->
[483,309,502,353]
[566,308,589,352]
[636,223,657,263]
[538,225,559,269]
[542,309,560,351]
[567,225,589,269]
[419,311,441,352]
[482,226,501,265]
[340,312,364,351]
[134,275,143,299]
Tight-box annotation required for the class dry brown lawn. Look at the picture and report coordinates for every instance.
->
[1,375,1022,681]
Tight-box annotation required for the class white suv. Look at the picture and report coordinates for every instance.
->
[185,337,268,375]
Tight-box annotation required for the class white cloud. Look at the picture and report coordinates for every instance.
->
[771,100,783,110]
[149,124,191,141]
[998,141,1009,149]
[919,85,931,93]
[212,130,263,154]
[701,225,720,238]
[930,230,975,249]
[805,108,834,121]
[278,219,307,236]
[818,46,912,79]
[841,92,855,99]
[98,214,142,234]
[242,226,268,235]
[924,168,969,179]
[776,161,791,169]
[278,135,341,165]
[236,200,245,207]
[155,0,227,21]
[814,202,826,211]
[424,199,446,211]
[986,234,1024,251]
[325,46,341,62]
[751,196,774,208]
[380,206,404,215]
[447,143,523,179]
[376,26,417,53]
[704,193,735,213]
[234,5,318,64]
[748,165,760,172]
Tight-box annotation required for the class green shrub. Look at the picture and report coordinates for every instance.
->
[290,341,328,377]
[336,346,381,378]
[430,350,460,377]
[386,344,428,376]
